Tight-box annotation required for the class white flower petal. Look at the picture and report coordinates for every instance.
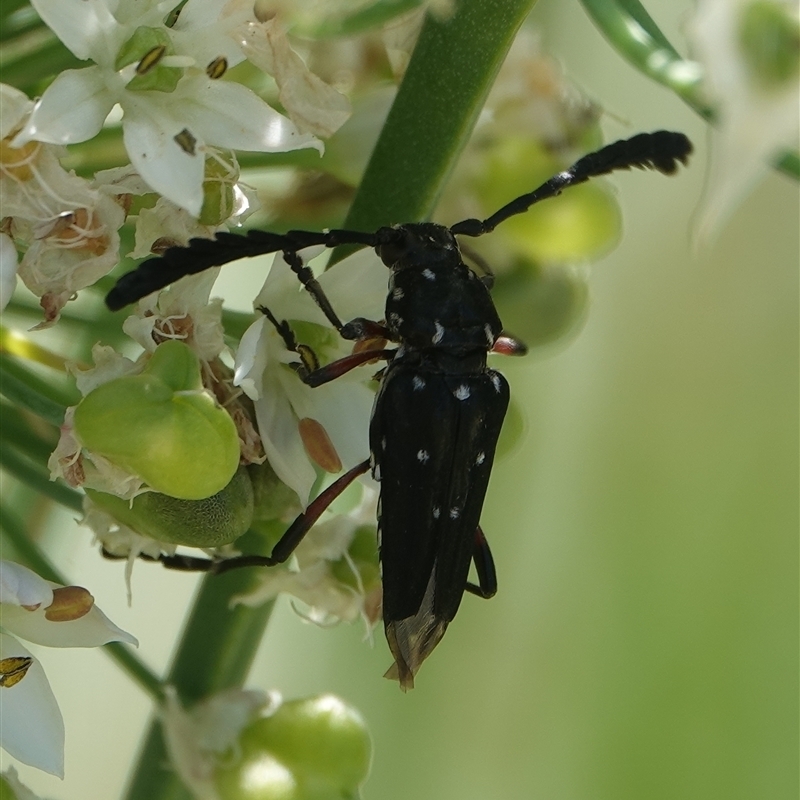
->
[0,634,64,778]
[0,85,34,139]
[1,592,138,649]
[171,0,252,68]
[0,233,20,311]
[13,67,115,146]
[0,562,54,609]
[29,0,119,62]
[235,18,351,138]
[255,361,317,504]
[281,371,373,474]
[178,77,323,155]
[318,249,388,323]
[122,102,206,216]
[234,315,269,399]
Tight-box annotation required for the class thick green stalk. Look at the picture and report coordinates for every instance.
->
[124,566,277,800]
[342,0,538,234]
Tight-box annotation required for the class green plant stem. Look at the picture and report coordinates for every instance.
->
[341,0,539,236]
[579,0,800,179]
[0,503,163,700]
[124,565,277,800]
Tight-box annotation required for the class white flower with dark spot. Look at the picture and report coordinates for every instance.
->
[13,0,321,216]
[0,561,137,777]
[234,248,386,504]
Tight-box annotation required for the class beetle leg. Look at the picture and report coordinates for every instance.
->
[465,525,497,599]
[107,459,372,574]
[258,304,393,387]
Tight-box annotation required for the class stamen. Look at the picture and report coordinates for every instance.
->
[44,585,95,622]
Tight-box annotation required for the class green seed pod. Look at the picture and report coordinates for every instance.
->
[74,341,240,500]
[86,466,253,548]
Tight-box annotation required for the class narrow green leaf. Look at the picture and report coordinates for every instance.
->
[579,0,799,180]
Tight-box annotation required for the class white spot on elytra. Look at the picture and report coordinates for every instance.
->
[432,321,444,344]
[491,374,502,393]
[417,449,430,463]
[412,375,426,391]
[475,451,485,465]
[392,287,404,300]
[373,463,382,481]
[422,268,435,281]
[389,312,403,327]
[454,384,470,400]
[381,437,387,450]
[449,507,461,520]
[432,506,441,519]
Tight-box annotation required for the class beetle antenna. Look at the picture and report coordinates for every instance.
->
[450,131,692,238]
[106,228,378,311]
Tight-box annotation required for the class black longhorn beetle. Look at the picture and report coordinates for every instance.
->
[106,131,692,689]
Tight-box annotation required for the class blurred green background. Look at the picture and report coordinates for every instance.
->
[7,0,797,798]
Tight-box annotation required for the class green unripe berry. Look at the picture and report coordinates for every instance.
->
[215,695,372,800]
[739,1,800,89]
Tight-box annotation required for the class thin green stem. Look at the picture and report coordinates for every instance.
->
[0,402,58,464]
[579,0,800,179]
[0,444,83,512]
[0,503,164,700]
[0,353,74,425]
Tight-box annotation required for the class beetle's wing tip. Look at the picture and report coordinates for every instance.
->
[384,615,449,691]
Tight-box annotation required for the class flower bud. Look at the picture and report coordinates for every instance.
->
[74,341,240,499]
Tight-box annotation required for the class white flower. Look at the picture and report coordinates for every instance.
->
[13,0,322,216]
[233,15,351,138]
[94,153,259,258]
[122,270,226,361]
[0,84,126,325]
[162,686,273,800]
[0,561,138,777]
[233,484,381,631]
[234,248,387,504]
[689,0,799,241]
